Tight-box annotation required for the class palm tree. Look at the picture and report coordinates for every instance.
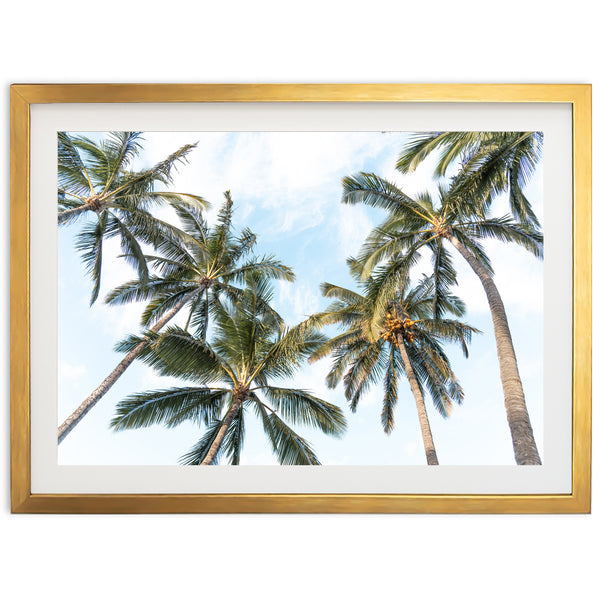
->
[342,175,543,465]
[395,131,543,228]
[111,278,347,465]
[58,131,208,303]
[58,193,294,444]
[307,272,475,465]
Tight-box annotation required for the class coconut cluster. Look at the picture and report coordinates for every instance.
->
[381,313,415,345]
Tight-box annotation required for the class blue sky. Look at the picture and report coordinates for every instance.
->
[58,131,544,466]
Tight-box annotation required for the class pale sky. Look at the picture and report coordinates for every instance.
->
[58,131,544,466]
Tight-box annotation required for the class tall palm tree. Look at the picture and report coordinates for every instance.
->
[307,272,475,465]
[342,175,543,465]
[58,193,294,444]
[395,131,543,228]
[58,131,208,303]
[111,278,347,465]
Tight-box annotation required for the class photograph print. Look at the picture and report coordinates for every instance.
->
[57,130,544,467]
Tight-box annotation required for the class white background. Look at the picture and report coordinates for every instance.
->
[1,1,597,599]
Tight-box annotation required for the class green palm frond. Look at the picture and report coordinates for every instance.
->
[140,287,199,327]
[343,342,387,411]
[395,132,484,175]
[173,204,208,240]
[254,324,327,381]
[417,318,479,349]
[226,256,295,284]
[429,240,460,318]
[104,194,293,348]
[342,173,434,224]
[309,328,364,363]
[102,132,144,188]
[145,191,209,210]
[107,213,149,283]
[451,229,495,275]
[309,262,474,436]
[111,280,343,466]
[104,277,187,306]
[134,326,235,385]
[381,344,400,433]
[179,419,227,466]
[459,216,543,258]
[185,289,209,337]
[252,399,321,465]
[222,404,246,465]
[58,132,205,303]
[260,387,347,436]
[108,142,197,200]
[110,387,223,431]
[409,349,454,418]
[324,338,369,389]
[320,282,364,303]
[364,255,418,333]
[395,131,543,228]
[58,132,95,195]
[74,211,107,305]
[355,228,428,279]
[226,228,258,264]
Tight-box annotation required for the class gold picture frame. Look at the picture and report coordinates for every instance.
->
[10,84,591,513]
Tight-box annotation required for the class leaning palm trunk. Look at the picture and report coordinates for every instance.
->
[200,395,244,465]
[58,288,201,443]
[446,233,541,465]
[396,335,439,466]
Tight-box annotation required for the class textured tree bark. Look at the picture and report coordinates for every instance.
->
[396,335,439,466]
[58,289,201,444]
[202,287,209,341]
[445,233,541,465]
[200,395,243,465]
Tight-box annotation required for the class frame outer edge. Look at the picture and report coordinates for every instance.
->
[9,83,592,513]
[571,85,592,512]
[8,83,593,104]
[10,86,32,512]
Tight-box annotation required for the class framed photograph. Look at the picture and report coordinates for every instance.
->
[10,84,591,513]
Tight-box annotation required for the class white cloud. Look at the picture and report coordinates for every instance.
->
[335,204,374,260]
[277,199,325,233]
[137,131,395,229]
[277,280,320,323]
[60,361,87,381]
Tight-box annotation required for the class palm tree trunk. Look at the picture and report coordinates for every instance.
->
[445,233,541,465]
[200,396,243,465]
[58,204,94,223]
[396,335,439,465]
[202,287,209,341]
[58,289,200,444]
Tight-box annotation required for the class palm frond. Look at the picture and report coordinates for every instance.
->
[107,213,149,283]
[74,211,107,304]
[261,387,347,436]
[222,403,246,465]
[460,216,543,258]
[129,326,234,385]
[179,419,227,466]
[395,132,483,175]
[342,172,434,224]
[111,387,223,430]
[252,399,321,465]
[343,342,387,411]
[381,344,400,433]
